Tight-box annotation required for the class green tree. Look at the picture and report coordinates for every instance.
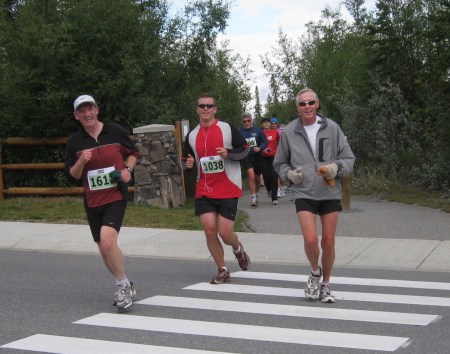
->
[366,0,450,188]
[260,0,449,190]
[0,0,170,135]
[0,0,253,190]
[136,0,251,128]
[253,85,262,121]
[262,5,370,123]
[0,0,251,137]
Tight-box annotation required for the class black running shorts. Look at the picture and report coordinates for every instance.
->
[195,197,239,221]
[295,198,342,215]
[85,199,127,242]
[240,155,263,175]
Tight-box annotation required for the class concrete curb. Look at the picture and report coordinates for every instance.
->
[1,221,449,272]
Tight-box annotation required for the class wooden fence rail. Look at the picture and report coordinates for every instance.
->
[4,137,68,146]
[2,163,65,170]
[0,137,133,200]
[0,137,80,199]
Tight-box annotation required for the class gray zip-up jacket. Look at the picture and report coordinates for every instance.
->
[273,114,355,201]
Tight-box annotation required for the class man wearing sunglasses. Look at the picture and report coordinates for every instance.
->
[274,88,355,303]
[239,112,268,207]
[183,94,251,285]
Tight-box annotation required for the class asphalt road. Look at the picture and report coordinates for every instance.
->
[239,192,450,240]
[1,192,450,352]
[2,250,450,354]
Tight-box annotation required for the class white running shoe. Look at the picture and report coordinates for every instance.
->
[305,267,322,299]
[114,282,136,310]
[319,283,336,303]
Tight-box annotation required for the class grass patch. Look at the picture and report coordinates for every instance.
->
[0,178,447,230]
[0,196,248,232]
[366,183,450,212]
[351,170,450,213]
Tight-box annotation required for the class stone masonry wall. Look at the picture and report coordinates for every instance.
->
[132,124,184,208]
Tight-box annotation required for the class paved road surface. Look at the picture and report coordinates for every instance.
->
[239,191,450,240]
[2,252,450,354]
[1,195,450,353]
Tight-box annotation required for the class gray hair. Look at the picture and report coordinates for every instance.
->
[295,88,319,105]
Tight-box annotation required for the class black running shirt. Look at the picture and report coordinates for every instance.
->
[65,122,139,208]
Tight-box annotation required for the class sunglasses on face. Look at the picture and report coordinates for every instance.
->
[298,100,316,107]
[197,104,215,109]
[242,120,252,123]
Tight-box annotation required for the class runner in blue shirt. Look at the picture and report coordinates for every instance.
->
[239,112,268,207]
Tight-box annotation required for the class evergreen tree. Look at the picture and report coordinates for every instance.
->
[253,85,262,121]
[0,0,251,137]
[260,0,449,190]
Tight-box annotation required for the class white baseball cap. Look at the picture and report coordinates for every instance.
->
[73,95,96,110]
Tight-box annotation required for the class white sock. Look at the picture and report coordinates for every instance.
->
[233,245,241,254]
[311,268,321,276]
[115,276,130,288]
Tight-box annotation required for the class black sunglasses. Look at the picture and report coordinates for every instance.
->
[298,100,316,107]
[198,104,215,109]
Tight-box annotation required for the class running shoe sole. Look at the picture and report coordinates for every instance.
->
[320,295,336,303]
[210,270,231,284]
[305,291,320,300]
[235,242,250,271]
[210,276,231,284]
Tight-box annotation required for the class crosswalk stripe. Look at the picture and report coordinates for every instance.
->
[137,295,439,325]
[1,334,228,353]
[74,313,409,351]
[184,283,450,307]
[232,271,450,291]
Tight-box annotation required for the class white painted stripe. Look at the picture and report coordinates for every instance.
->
[184,283,450,307]
[74,313,409,351]
[232,271,450,291]
[137,295,439,326]
[1,334,229,353]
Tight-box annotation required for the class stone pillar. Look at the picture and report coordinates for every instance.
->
[132,124,185,208]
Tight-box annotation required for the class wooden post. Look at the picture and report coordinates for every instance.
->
[0,147,4,200]
[341,175,351,210]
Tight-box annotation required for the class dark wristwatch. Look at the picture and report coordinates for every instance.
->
[126,166,133,173]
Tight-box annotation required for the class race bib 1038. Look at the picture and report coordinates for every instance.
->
[200,156,225,174]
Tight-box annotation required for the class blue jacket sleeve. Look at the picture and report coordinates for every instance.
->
[228,123,250,161]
